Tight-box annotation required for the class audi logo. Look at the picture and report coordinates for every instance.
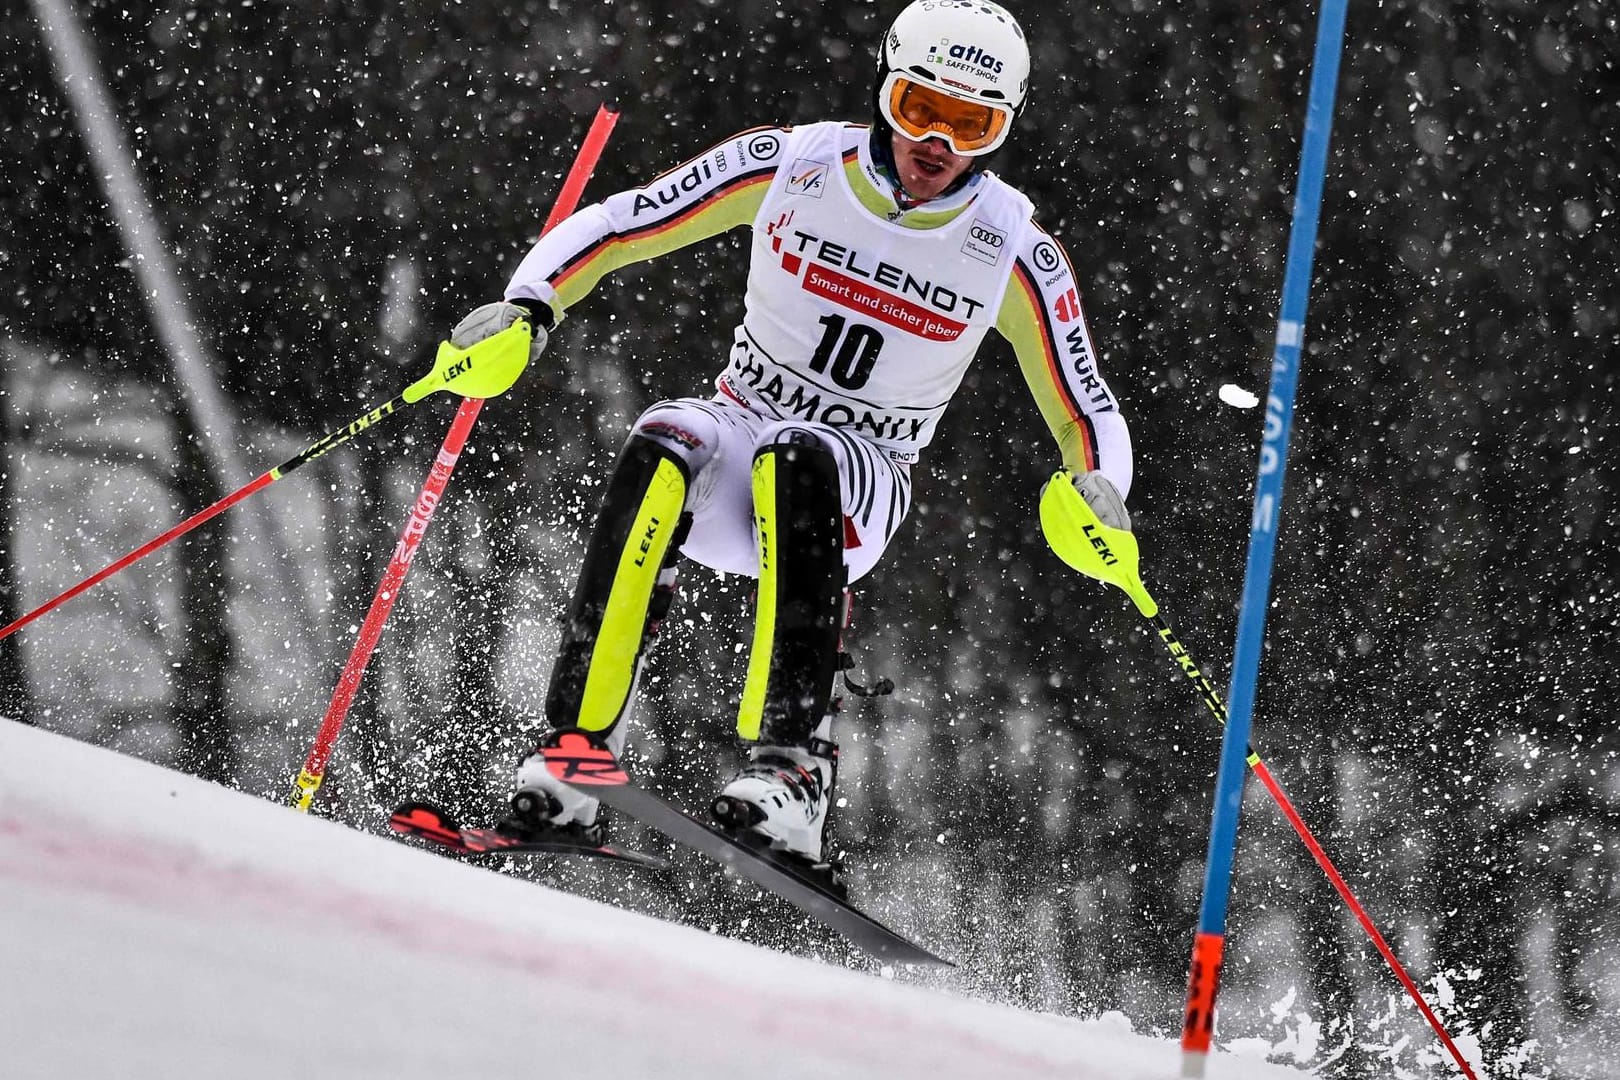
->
[970,225,1005,247]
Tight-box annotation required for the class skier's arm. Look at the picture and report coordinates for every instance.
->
[995,225,1134,502]
[503,127,787,324]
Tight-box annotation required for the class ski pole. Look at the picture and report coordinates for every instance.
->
[288,102,621,812]
[0,319,534,647]
[1039,475,1480,1080]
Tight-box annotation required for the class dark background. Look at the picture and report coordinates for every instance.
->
[2,2,1615,1075]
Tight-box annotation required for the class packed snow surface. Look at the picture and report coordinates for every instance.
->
[0,720,1309,1079]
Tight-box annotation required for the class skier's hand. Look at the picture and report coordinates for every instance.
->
[451,300,552,364]
[1072,470,1130,533]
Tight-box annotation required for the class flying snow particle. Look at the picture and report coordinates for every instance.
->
[1218,383,1260,409]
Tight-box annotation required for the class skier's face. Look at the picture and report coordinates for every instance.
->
[889,131,973,202]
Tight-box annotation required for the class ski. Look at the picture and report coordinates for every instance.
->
[388,800,668,870]
[538,728,953,968]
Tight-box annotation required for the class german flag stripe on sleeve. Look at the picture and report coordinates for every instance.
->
[549,166,776,311]
[1000,259,1099,474]
[500,126,791,318]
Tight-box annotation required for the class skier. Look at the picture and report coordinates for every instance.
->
[449,0,1133,878]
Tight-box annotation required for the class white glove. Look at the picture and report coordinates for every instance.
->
[1074,470,1130,532]
[450,300,550,362]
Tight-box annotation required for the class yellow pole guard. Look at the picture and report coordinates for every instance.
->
[288,768,322,813]
[576,458,688,731]
[736,452,778,741]
[1039,469,1159,618]
[402,318,534,405]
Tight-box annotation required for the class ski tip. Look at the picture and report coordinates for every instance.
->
[388,802,460,844]
[539,727,629,787]
[879,945,956,969]
[391,801,447,819]
[390,801,453,828]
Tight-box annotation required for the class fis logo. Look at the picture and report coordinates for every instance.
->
[786,158,828,198]
[928,39,1006,74]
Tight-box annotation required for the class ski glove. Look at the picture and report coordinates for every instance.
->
[451,300,552,364]
[1072,470,1130,533]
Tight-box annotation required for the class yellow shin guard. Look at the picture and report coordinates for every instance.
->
[547,438,689,733]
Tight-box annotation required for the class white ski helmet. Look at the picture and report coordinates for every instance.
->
[876,0,1031,157]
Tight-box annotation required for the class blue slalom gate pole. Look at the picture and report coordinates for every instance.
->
[1179,1,1351,1075]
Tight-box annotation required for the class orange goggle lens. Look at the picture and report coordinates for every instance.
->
[884,76,1010,155]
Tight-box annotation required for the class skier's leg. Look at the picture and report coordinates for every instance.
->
[740,427,846,747]
[713,593,851,867]
[509,402,722,835]
[714,424,910,863]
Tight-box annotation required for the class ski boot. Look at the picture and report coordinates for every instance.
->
[499,739,612,845]
[712,739,836,854]
[713,714,843,896]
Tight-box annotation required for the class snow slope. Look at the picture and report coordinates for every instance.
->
[0,721,1311,1080]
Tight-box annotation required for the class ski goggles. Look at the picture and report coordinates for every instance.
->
[879,72,1014,157]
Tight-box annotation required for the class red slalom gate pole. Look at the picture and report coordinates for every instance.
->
[289,103,621,811]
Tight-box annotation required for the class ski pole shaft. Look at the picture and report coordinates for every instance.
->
[1148,614,1479,1080]
[289,102,621,812]
[0,278,542,648]
[0,391,414,645]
